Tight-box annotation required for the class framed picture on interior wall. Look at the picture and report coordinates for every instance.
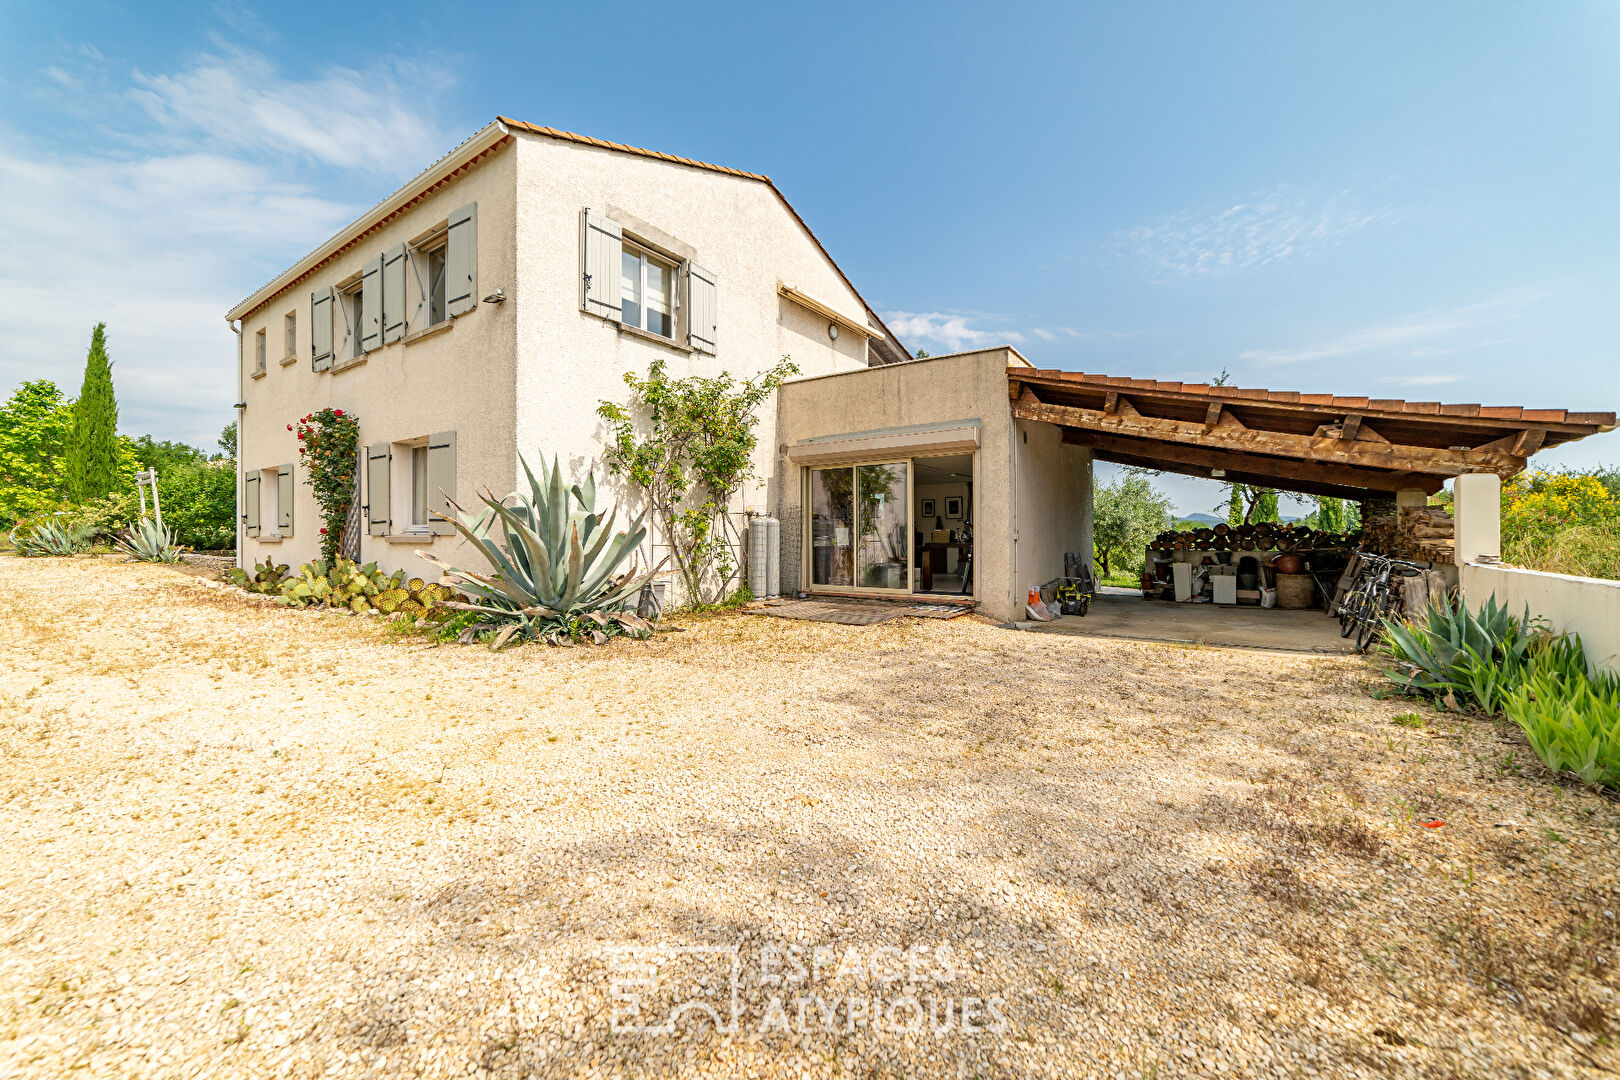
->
[945,496,963,519]
[920,498,936,519]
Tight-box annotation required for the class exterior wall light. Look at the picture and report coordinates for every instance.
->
[827,322,839,341]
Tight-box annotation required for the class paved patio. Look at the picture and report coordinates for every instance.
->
[1022,586,1355,653]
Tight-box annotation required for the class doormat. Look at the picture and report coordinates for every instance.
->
[746,598,971,625]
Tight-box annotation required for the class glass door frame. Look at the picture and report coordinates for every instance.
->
[802,458,914,597]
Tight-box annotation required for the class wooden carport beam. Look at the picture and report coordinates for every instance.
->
[1061,428,1446,499]
[1013,390,1524,478]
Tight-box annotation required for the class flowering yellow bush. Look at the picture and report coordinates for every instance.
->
[1501,469,1620,579]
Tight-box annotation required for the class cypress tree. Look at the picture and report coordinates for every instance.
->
[65,322,120,502]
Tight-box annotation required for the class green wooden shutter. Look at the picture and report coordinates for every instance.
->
[687,263,717,353]
[277,464,294,536]
[244,473,260,538]
[366,443,391,536]
[360,257,382,352]
[446,202,477,317]
[382,243,408,343]
[310,288,334,371]
[426,431,457,536]
[580,209,622,320]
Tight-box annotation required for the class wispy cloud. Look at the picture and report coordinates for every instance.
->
[0,45,453,447]
[881,311,1025,353]
[1115,183,1394,278]
[128,46,450,174]
[1238,288,1548,366]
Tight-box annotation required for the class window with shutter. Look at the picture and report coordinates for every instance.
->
[359,257,382,353]
[687,263,717,353]
[382,244,408,343]
[366,443,391,536]
[311,288,334,371]
[426,431,457,536]
[446,203,477,318]
[244,473,260,538]
[277,464,294,536]
[580,210,623,321]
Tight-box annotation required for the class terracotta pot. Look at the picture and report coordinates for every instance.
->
[1272,552,1305,575]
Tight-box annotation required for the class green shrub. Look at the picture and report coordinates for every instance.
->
[60,492,138,541]
[1381,594,1537,711]
[1504,639,1620,789]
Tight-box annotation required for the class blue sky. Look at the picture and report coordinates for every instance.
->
[3,1,1616,514]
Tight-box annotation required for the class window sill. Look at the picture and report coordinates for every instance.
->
[280,355,297,366]
[249,368,267,380]
[254,534,283,543]
[383,533,437,544]
[615,321,693,354]
[402,320,453,346]
[331,352,368,375]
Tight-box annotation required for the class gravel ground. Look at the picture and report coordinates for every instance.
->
[1,555,1617,1079]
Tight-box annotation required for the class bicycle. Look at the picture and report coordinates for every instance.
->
[1336,551,1429,653]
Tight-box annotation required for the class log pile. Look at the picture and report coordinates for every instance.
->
[1358,505,1454,560]
[1150,521,1358,554]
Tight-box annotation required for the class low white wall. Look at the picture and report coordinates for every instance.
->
[1461,562,1620,673]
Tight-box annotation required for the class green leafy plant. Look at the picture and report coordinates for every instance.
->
[276,557,401,613]
[292,408,359,563]
[1381,594,1538,710]
[223,559,291,595]
[114,517,184,563]
[598,356,797,607]
[422,455,657,648]
[1504,638,1620,789]
[8,519,93,556]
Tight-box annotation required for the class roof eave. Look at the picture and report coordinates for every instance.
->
[224,121,510,323]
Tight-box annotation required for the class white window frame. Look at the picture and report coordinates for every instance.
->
[258,466,281,538]
[390,437,433,535]
[621,240,677,339]
[282,310,297,363]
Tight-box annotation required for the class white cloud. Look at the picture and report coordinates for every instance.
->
[0,45,451,447]
[1115,183,1393,278]
[882,311,1025,353]
[1238,288,1548,366]
[128,47,451,175]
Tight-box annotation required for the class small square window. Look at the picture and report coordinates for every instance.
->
[621,243,675,338]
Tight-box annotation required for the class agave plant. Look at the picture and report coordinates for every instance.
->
[422,454,659,648]
[114,517,185,563]
[8,520,93,557]
[1504,637,1620,789]
[1382,593,1538,710]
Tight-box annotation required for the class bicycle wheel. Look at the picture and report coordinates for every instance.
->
[1356,587,1392,653]
[1339,586,1364,637]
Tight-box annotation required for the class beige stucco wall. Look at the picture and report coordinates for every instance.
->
[1461,563,1620,674]
[775,347,1091,622]
[510,131,877,590]
[1014,419,1094,607]
[236,140,518,578]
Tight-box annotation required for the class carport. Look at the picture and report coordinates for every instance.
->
[1003,366,1614,645]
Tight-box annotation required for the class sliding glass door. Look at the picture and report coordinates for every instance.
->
[808,461,910,592]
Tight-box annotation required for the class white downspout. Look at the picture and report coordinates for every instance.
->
[228,318,245,571]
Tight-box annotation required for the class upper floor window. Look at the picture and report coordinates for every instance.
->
[342,280,364,358]
[253,328,266,374]
[283,311,297,362]
[417,237,449,327]
[621,243,674,338]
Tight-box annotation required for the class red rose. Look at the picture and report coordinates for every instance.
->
[320,528,328,534]
[334,409,343,417]
[286,424,293,431]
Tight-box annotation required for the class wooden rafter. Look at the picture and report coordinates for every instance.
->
[1014,388,1524,478]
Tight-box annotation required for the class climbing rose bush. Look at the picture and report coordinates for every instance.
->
[292,408,358,562]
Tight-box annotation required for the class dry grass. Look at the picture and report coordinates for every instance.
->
[0,554,1617,1079]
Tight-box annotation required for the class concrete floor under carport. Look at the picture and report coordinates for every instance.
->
[1017,586,1356,654]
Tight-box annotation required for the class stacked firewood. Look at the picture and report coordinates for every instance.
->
[1150,521,1358,553]
[1358,505,1454,560]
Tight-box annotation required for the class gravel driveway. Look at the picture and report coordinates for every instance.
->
[1,556,1616,1079]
